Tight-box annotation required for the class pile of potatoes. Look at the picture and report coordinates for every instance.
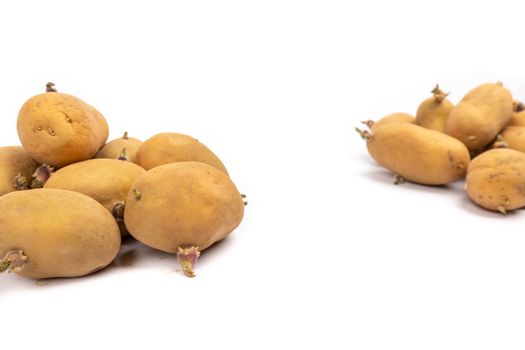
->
[0,83,245,279]
[357,82,525,215]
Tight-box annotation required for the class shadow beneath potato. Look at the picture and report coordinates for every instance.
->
[362,168,457,194]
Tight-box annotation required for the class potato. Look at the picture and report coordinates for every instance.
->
[17,83,109,168]
[362,113,414,131]
[497,126,525,153]
[136,132,228,174]
[95,132,142,163]
[364,123,470,185]
[466,148,525,213]
[124,162,244,277]
[415,85,453,133]
[507,101,525,127]
[44,158,145,235]
[0,188,120,278]
[0,146,39,195]
[446,83,513,152]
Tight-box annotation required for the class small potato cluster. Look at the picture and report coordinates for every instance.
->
[0,83,245,279]
[357,82,525,215]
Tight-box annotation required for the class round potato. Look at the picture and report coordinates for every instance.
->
[498,126,525,153]
[0,146,39,195]
[0,188,120,279]
[466,148,525,213]
[364,123,470,185]
[136,132,228,174]
[44,158,145,235]
[415,85,453,133]
[446,83,513,152]
[17,84,109,167]
[124,162,244,277]
[95,132,142,163]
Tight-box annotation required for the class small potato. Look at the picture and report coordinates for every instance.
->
[466,148,525,213]
[0,146,39,195]
[446,83,513,152]
[364,123,470,185]
[498,126,525,153]
[95,132,142,163]
[124,162,244,277]
[0,188,120,279]
[136,132,228,174]
[17,83,109,167]
[507,101,525,127]
[362,113,414,131]
[44,158,145,235]
[415,85,453,133]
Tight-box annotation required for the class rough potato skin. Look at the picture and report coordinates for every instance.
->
[17,92,108,167]
[371,113,414,130]
[0,146,38,195]
[446,83,513,152]
[136,133,228,174]
[124,162,244,253]
[95,135,142,163]
[500,126,525,153]
[466,148,525,212]
[367,123,470,185]
[415,95,453,133]
[0,189,120,279]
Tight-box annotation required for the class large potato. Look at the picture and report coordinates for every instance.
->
[365,123,470,185]
[466,148,525,213]
[44,158,145,235]
[415,85,453,133]
[0,189,120,278]
[445,83,513,152]
[95,132,142,163]
[124,162,244,277]
[17,84,109,167]
[0,146,38,195]
[136,132,228,174]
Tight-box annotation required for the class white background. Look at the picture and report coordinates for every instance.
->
[1,1,525,349]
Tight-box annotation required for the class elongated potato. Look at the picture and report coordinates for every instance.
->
[415,85,453,133]
[136,133,228,174]
[365,123,470,185]
[0,146,39,195]
[466,148,525,213]
[17,83,109,167]
[0,189,120,279]
[44,158,145,235]
[125,162,244,277]
[446,83,513,152]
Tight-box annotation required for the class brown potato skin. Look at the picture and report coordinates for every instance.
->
[367,123,470,185]
[371,113,414,130]
[466,148,525,212]
[17,91,109,168]
[500,126,525,153]
[44,159,145,235]
[0,146,38,195]
[136,133,228,174]
[124,162,244,253]
[508,110,525,127]
[415,96,453,133]
[95,135,142,163]
[0,189,120,279]
[446,83,513,152]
